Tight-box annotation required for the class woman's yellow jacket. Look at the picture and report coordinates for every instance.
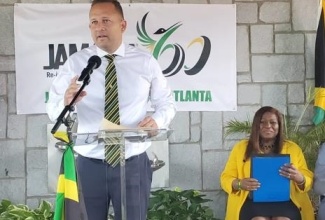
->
[220,139,314,220]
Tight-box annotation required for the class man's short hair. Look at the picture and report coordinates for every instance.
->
[91,0,124,19]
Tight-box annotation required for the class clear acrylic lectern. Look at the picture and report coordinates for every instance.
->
[73,128,172,220]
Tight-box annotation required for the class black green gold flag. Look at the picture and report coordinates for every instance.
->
[314,0,325,125]
[53,142,87,220]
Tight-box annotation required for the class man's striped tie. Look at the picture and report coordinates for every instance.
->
[104,54,120,167]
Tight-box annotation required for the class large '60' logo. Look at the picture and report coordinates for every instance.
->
[137,12,211,77]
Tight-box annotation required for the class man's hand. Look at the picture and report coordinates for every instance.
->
[138,116,158,137]
[64,76,87,106]
[138,116,158,128]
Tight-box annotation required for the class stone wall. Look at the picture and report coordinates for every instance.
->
[0,0,319,219]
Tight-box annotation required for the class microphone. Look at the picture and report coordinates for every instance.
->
[77,55,102,82]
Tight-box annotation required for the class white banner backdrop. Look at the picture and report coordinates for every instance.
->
[14,3,236,114]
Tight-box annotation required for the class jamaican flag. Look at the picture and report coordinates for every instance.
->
[314,0,325,125]
[53,132,87,220]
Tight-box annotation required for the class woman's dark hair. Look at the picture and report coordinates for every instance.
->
[91,0,124,19]
[244,106,285,160]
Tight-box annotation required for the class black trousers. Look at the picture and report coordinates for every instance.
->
[76,152,152,220]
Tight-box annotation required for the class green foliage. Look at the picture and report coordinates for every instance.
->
[0,199,54,220]
[224,118,252,138]
[0,189,221,220]
[6,188,315,220]
[147,188,218,220]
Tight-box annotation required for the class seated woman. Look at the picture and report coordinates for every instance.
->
[220,106,314,220]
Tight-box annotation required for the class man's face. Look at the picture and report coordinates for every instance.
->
[89,2,126,53]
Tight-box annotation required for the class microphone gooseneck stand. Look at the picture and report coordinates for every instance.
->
[51,74,91,138]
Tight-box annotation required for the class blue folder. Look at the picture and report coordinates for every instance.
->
[250,154,290,202]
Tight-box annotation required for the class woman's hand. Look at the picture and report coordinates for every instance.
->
[279,163,305,185]
[240,178,261,191]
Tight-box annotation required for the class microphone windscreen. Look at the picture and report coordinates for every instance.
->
[88,55,102,69]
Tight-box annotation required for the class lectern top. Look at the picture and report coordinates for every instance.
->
[72,128,172,144]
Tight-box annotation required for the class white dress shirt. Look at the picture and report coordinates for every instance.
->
[47,43,176,159]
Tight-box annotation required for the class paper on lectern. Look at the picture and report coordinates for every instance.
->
[100,118,129,130]
[100,118,153,131]
[99,118,154,143]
